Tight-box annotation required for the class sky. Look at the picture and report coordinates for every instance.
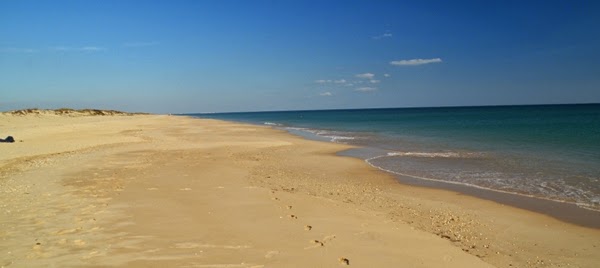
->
[1,0,600,113]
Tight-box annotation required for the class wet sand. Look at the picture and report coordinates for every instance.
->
[1,113,598,267]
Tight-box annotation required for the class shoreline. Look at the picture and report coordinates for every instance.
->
[388,169,600,229]
[212,117,600,229]
[2,113,599,267]
[387,166,600,229]
[352,148,600,229]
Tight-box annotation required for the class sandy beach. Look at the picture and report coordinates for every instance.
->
[1,112,599,267]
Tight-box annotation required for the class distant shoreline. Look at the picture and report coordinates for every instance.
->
[183,102,600,115]
[1,108,149,116]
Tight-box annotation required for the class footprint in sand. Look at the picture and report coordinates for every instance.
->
[339,257,350,265]
[32,243,42,250]
[304,225,312,231]
[304,240,324,249]
[311,240,324,246]
[304,235,336,250]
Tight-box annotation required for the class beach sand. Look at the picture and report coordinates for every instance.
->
[1,113,598,267]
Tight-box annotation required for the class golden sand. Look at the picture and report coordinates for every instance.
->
[1,113,598,267]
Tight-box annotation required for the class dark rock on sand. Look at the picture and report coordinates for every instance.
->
[0,136,15,143]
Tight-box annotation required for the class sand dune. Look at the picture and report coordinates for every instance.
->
[1,113,598,267]
[4,108,144,117]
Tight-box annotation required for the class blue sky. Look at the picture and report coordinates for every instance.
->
[1,0,599,113]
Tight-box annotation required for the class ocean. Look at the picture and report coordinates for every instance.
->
[187,104,600,213]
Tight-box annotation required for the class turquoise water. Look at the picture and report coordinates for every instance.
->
[188,104,600,211]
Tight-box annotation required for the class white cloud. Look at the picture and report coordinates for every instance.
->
[383,73,391,77]
[373,32,393,40]
[355,73,375,79]
[390,58,442,66]
[355,87,377,92]
[319,92,333,96]
[369,80,380,84]
[315,79,350,86]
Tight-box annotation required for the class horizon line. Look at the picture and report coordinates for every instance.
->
[181,102,600,115]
